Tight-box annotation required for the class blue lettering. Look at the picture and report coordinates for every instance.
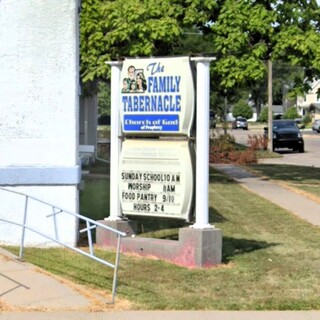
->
[159,77,166,92]
[158,96,163,111]
[122,96,128,112]
[175,76,181,92]
[163,95,170,112]
[122,94,182,112]
[151,96,157,111]
[175,95,181,111]
[127,96,133,111]
[139,96,144,111]
[133,96,139,111]
[147,76,159,93]
[147,62,165,75]
[145,96,150,111]
[147,76,181,93]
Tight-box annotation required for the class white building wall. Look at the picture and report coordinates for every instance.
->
[0,0,80,246]
[298,80,320,109]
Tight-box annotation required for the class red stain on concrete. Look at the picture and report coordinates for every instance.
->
[97,225,222,268]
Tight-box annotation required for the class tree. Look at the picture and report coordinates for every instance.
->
[209,0,320,90]
[282,107,299,120]
[80,0,215,116]
[80,0,193,83]
[232,100,253,120]
[80,0,320,119]
[97,81,111,116]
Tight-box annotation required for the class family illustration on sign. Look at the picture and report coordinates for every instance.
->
[122,65,147,93]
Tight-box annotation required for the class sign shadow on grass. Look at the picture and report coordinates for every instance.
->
[209,207,228,223]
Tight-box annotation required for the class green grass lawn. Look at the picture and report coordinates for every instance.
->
[247,164,320,198]
[4,166,320,310]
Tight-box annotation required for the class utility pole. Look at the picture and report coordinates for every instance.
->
[267,59,273,152]
[224,90,228,135]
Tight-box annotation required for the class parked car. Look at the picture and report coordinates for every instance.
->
[312,119,320,133]
[232,117,248,130]
[209,111,216,128]
[264,119,304,153]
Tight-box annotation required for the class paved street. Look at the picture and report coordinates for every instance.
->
[230,127,320,167]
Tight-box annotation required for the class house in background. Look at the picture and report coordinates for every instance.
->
[297,80,320,119]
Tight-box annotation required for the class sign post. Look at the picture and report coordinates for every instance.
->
[105,61,123,220]
[191,57,216,229]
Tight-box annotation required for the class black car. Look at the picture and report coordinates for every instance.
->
[265,119,304,153]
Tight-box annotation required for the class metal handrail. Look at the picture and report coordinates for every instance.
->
[0,187,126,304]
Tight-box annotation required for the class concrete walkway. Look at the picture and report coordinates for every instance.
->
[1,164,320,319]
[212,164,320,226]
[1,311,320,320]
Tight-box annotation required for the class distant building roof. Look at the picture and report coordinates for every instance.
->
[309,103,320,111]
[272,105,284,114]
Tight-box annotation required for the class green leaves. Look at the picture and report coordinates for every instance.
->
[232,100,253,120]
[80,0,320,103]
[80,0,186,83]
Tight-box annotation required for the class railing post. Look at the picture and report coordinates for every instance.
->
[0,187,126,304]
[111,234,122,304]
[86,220,94,255]
[52,206,59,241]
[19,196,29,259]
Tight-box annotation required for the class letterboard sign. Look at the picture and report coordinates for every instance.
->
[119,139,194,220]
[120,56,195,136]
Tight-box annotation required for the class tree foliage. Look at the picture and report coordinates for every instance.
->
[232,100,253,120]
[80,0,195,82]
[209,0,320,89]
[282,107,299,120]
[259,107,269,123]
[97,81,110,116]
[80,0,320,116]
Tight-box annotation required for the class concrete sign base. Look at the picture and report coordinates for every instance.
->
[97,220,222,268]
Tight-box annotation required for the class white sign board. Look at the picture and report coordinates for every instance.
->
[120,57,195,136]
[119,139,194,220]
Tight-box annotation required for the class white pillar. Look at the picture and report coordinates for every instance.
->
[105,61,123,220]
[191,57,215,229]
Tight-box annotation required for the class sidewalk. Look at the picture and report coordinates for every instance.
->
[212,163,320,226]
[1,164,320,319]
[0,248,106,312]
[1,311,320,320]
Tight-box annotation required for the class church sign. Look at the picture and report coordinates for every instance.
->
[120,57,195,136]
[119,139,194,220]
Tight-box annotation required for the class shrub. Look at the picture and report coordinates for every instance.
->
[233,100,253,119]
[210,132,235,152]
[302,114,312,126]
[282,107,299,119]
[247,134,268,151]
[209,132,258,164]
[259,107,268,122]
